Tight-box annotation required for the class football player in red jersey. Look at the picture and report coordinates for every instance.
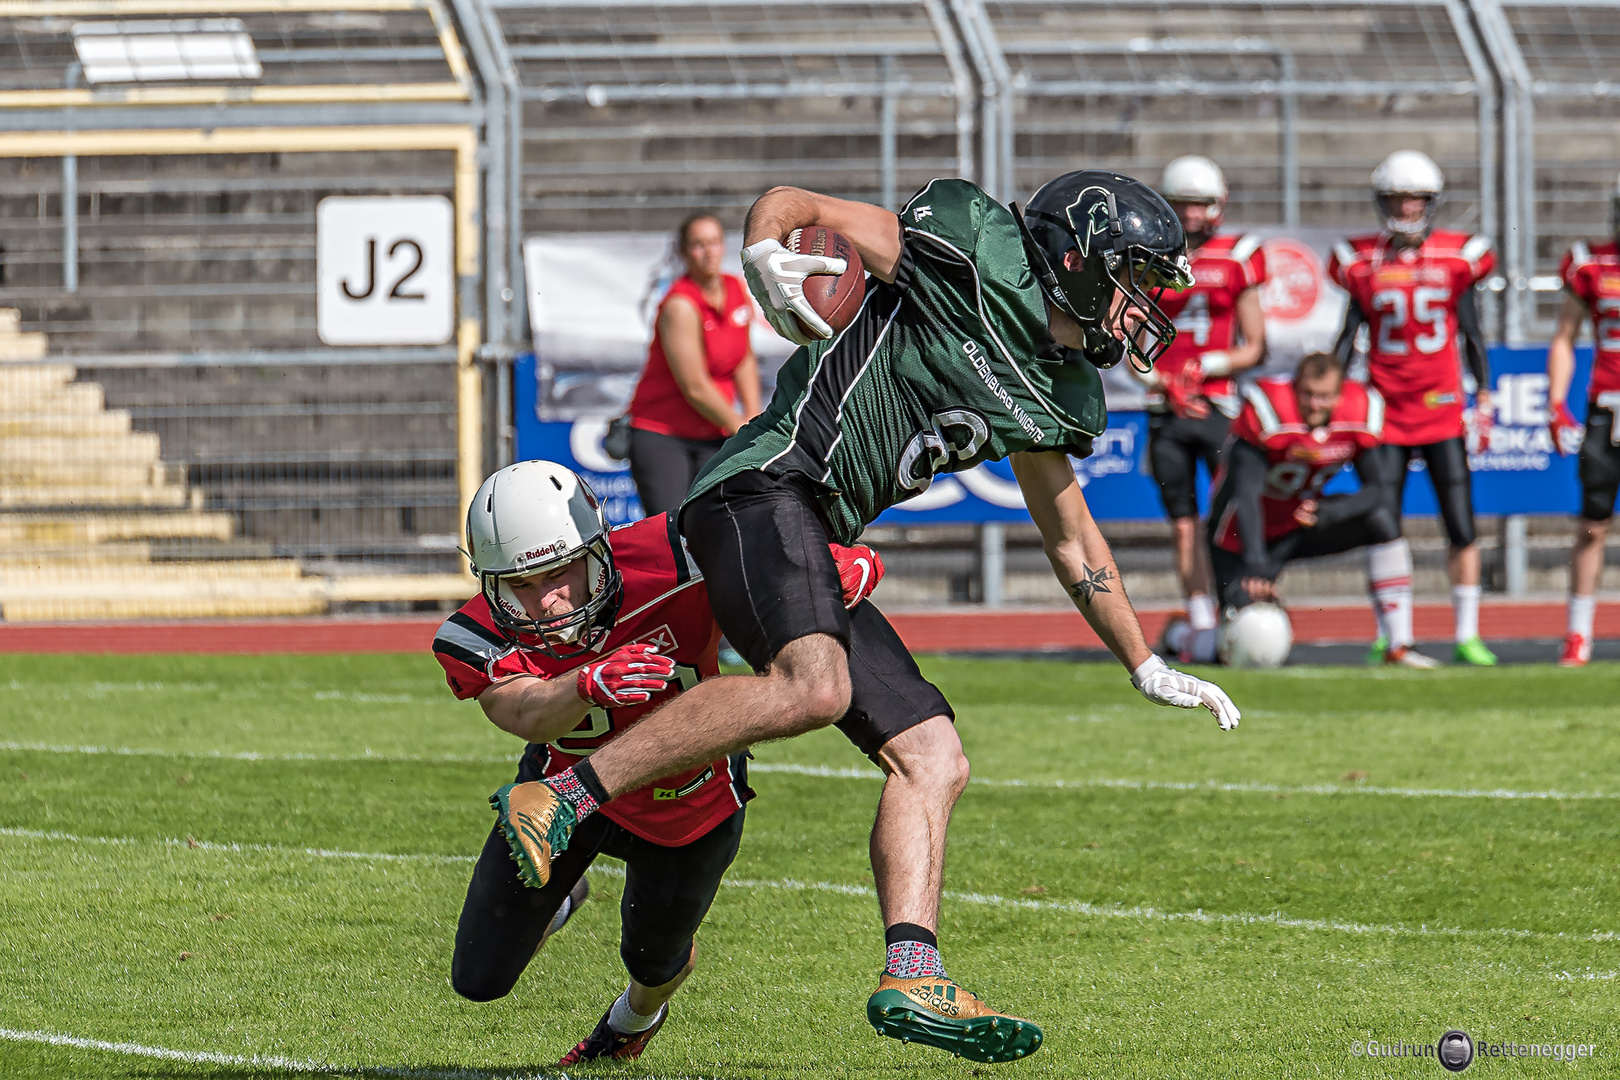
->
[1161,353,1420,663]
[1139,156,1269,636]
[435,461,882,1064]
[1329,150,1497,667]
[1545,175,1620,666]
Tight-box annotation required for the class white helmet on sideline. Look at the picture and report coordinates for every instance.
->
[1160,155,1228,238]
[1218,603,1293,669]
[1372,150,1444,239]
[465,460,622,657]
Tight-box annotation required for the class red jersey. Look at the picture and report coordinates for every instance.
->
[629,274,753,441]
[1155,232,1267,414]
[1559,240,1620,399]
[1328,229,1494,445]
[432,514,747,847]
[1212,377,1385,553]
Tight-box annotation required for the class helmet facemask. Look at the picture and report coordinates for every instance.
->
[1015,191,1192,374]
[1376,191,1439,241]
[478,536,624,661]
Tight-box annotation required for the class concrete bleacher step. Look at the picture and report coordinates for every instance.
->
[0,462,175,488]
[0,434,161,465]
[0,560,305,586]
[0,412,134,438]
[0,510,234,545]
[0,484,192,509]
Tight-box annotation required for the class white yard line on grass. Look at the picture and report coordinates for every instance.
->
[0,1027,557,1079]
[4,741,1613,802]
[3,826,1615,944]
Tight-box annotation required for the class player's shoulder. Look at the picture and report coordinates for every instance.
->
[1329,380,1385,441]
[898,177,1012,260]
[611,513,703,602]
[1425,228,1493,262]
[432,595,518,695]
[1239,377,1304,440]
[1328,233,1381,281]
[1198,232,1264,263]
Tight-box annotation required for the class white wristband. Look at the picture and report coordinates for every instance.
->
[1199,351,1232,378]
[1130,654,1166,689]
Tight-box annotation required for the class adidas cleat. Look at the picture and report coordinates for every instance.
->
[558,1004,668,1065]
[1453,636,1498,666]
[1366,636,1389,666]
[867,974,1043,1063]
[488,781,576,889]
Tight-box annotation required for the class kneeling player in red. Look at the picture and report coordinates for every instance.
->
[435,460,881,1064]
[1161,353,1413,664]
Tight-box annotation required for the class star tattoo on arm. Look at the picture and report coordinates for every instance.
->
[1069,563,1115,606]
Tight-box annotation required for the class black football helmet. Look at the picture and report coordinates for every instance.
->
[1012,170,1193,372]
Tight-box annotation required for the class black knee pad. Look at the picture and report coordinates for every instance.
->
[1364,505,1401,546]
[621,938,693,990]
[450,955,516,1003]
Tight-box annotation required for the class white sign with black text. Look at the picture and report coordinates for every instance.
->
[317,196,453,346]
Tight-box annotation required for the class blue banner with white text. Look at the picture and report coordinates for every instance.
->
[514,347,1593,527]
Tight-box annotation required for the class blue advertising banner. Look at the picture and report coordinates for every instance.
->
[514,346,1595,527]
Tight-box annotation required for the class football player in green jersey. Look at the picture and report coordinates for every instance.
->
[491,171,1242,1063]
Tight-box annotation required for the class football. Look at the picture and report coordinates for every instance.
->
[786,225,865,336]
[1218,602,1294,668]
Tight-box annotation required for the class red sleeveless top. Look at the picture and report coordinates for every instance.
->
[628,274,753,441]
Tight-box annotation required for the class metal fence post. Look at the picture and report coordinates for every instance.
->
[980,521,1005,607]
[879,55,897,209]
[1504,514,1528,596]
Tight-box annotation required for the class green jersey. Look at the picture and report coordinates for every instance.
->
[689,178,1107,544]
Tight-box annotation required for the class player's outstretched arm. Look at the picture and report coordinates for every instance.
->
[1547,294,1588,454]
[478,645,677,743]
[743,186,904,283]
[1011,450,1240,731]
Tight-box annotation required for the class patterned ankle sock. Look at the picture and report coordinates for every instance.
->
[546,761,609,821]
[884,923,946,979]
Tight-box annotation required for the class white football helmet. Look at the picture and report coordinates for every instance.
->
[465,460,622,657]
[1372,150,1444,239]
[1218,603,1293,669]
[1160,155,1228,238]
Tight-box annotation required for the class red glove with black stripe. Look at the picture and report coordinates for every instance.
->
[576,643,677,707]
[830,543,885,609]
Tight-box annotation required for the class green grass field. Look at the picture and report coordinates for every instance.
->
[3,654,1618,1078]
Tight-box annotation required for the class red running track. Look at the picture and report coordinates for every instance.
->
[0,601,1607,654]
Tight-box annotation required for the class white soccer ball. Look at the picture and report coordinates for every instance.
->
[1218,603,1293,669]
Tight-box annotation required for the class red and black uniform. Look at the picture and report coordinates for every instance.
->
[1330,229,1494,547]
[437,514,749,1000]
[627,274,755,514]
[1147,233,1268,520]
[1206,377,1397,608]
[1559,240,1620,520]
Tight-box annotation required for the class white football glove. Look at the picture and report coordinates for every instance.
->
[741,236,848,346]
[1130,655,1240,731]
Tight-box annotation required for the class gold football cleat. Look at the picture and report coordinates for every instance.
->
[489,781,577,889]
[867,973,1043,1063]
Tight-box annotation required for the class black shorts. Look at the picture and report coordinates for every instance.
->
[1374,438,1477,548]
[451,749,745,999]
[1209,510,1399,610]
[680,468,954,761]
[1147,411,1230,520]
[1579,407,1620,522]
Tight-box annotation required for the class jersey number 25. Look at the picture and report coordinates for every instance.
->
[1370,287,1449,356]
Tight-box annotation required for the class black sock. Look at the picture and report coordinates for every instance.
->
[884,923,945,978]
[572,760,611,806]
[885,923,937,949]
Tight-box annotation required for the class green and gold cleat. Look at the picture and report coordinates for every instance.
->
[867,974,1043,1063]
[1453,636,1498,666]
[488,781,577,889]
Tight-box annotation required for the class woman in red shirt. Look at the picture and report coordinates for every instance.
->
[627,214,763,514]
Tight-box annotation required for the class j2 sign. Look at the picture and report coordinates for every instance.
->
[513,347,1594,527]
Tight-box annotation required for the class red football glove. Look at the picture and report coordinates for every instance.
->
[830,543,885,609]
[1549,400,1583,456]
[575,643,677,708]
[1466,402,1494,454]
[1161,365,1210,420]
